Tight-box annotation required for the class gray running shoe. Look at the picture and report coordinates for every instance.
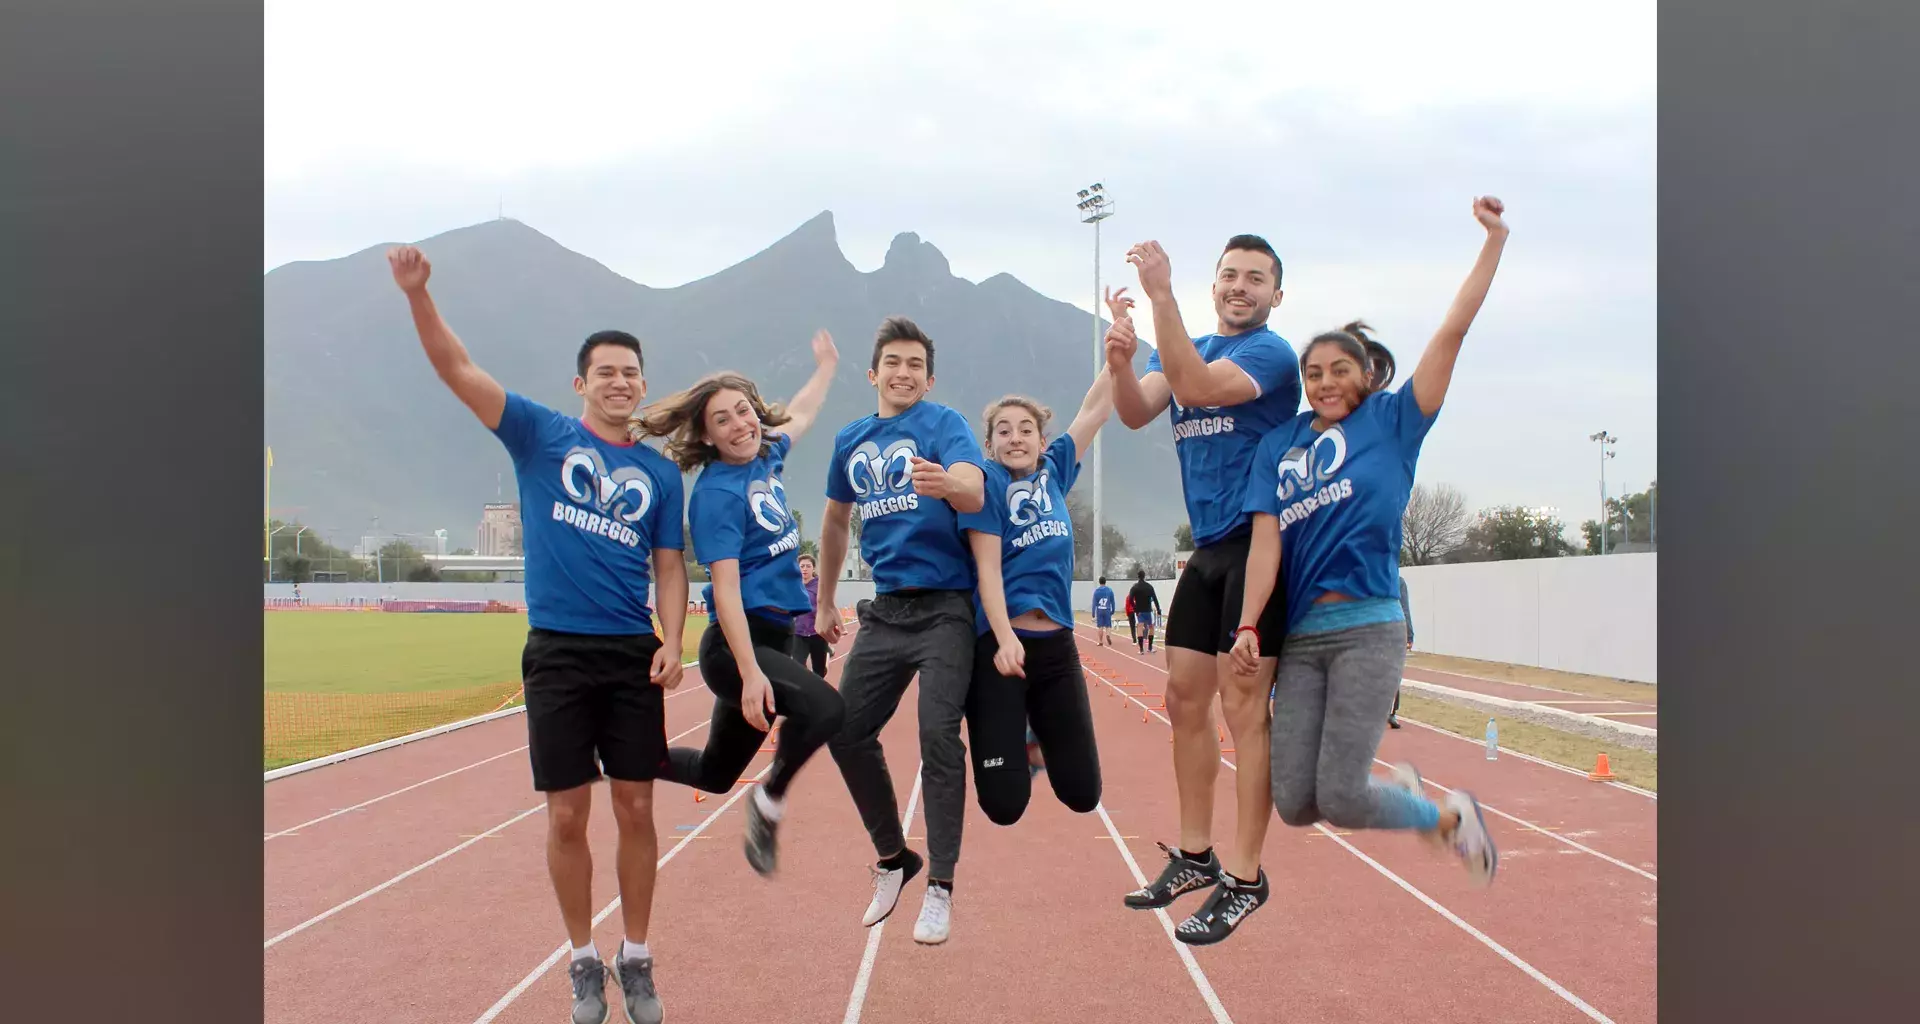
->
[613,953,663,1024]
[567,955,609,1024]
[744,789,780,877]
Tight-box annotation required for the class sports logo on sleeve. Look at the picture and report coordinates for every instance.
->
[1272,426,1351,532]
[554,446,653,548]
[846,438,921,520]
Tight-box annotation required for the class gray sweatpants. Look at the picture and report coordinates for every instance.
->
[1270,620,1434,831]
[827,589,976,879]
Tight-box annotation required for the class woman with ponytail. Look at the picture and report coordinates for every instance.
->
[1230,197,1510,888]
[631,330,846,879]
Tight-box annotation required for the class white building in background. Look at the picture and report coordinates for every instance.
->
[841,544,869,581]
[478,503,521,556]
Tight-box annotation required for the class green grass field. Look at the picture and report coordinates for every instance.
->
[266,612,710,695]
[263,611,715,769]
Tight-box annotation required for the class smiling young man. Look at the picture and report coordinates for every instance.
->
[814,316,987,946]
[388,246,687,1024]
[1103,235,1302,945]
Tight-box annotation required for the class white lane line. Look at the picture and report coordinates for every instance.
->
[265,803,544,950]
[1071,624,1657,804]
[470,757,776,1024]
[1368,757,1656,883]
[468,633,860,1024]
[265,745,528,840]
[1390,716,1658,800]
[269,637,866,839]
[266,718,715,951]
[1314,827,1618,1024]
[1071,632,1625,1024]
[263,660,709,782]
[841,767,925,1024]
[1094,803,1233,1024]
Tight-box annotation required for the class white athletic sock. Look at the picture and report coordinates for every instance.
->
[753,785,786,822]
[571,943,598,963]
[622,939,650,962]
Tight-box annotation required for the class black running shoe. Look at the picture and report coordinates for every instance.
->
[1173,868,1270,946]
[1124,842,1221,910]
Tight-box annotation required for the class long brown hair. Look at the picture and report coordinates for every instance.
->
[980,395,1054,462]
[631,371,791,472]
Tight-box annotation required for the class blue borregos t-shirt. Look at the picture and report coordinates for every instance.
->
[825,400,985,593]
[1144,326,1301,549]
[690,432,808,622]
[959,434,1081,635]
[1092,585,1116,616]
[1243,384,1439,635]
[491,392,685,635]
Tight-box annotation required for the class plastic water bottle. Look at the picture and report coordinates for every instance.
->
[1485,718,1499,760]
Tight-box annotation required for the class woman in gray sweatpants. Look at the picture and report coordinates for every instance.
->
[1229,196,1512,887]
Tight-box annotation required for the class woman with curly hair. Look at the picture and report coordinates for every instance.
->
[631,329,844,878]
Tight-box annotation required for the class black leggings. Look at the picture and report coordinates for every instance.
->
[965,629,1101,825]
[663,617,845,799]
[789,632,829,677]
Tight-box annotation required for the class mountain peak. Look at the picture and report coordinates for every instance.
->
[881,231,952,279]
[767,210,840,252]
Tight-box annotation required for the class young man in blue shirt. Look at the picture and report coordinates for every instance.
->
[814,317,988,946]
[1103,235,1302,945]
[1091,577,1117,647]
[389,246,687,1024]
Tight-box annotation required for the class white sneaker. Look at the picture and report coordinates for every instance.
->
[1445,790,1498,886]
[912,885,952,945]
[861,849,924,927]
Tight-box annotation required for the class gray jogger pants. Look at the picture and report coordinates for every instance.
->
[827,589,975,879]
[1269,620,1433,831]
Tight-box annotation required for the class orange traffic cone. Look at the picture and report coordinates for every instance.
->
[693,790,707,803]
[1588,752,1617,781]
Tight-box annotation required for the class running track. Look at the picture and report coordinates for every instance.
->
[1402,666,1660,731]
[265,625,1656,1023]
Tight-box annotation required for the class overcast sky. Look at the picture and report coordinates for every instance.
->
[267,0,1657,539]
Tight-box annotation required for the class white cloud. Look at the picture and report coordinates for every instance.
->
[265,0,1658,536]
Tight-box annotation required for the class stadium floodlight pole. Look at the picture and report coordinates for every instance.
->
[1589,431,1617,554]
[1077,182,1115,579]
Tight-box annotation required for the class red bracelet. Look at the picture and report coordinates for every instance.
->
[1234,625,1259,643]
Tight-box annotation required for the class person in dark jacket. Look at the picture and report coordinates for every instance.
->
[1128,570,1162,654]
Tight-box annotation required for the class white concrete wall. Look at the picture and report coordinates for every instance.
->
[1400,553,1657,684]
[265,582,531,603]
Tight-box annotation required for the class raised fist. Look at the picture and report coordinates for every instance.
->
[388,246,431,294]
[1473,196,1508,234]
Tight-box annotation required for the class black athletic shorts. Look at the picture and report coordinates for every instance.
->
[1163,532,1288,657]
[521,628,668,792]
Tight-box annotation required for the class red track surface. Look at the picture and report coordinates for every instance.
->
[1403,666,1660,731]
[266,625,1656,1023]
